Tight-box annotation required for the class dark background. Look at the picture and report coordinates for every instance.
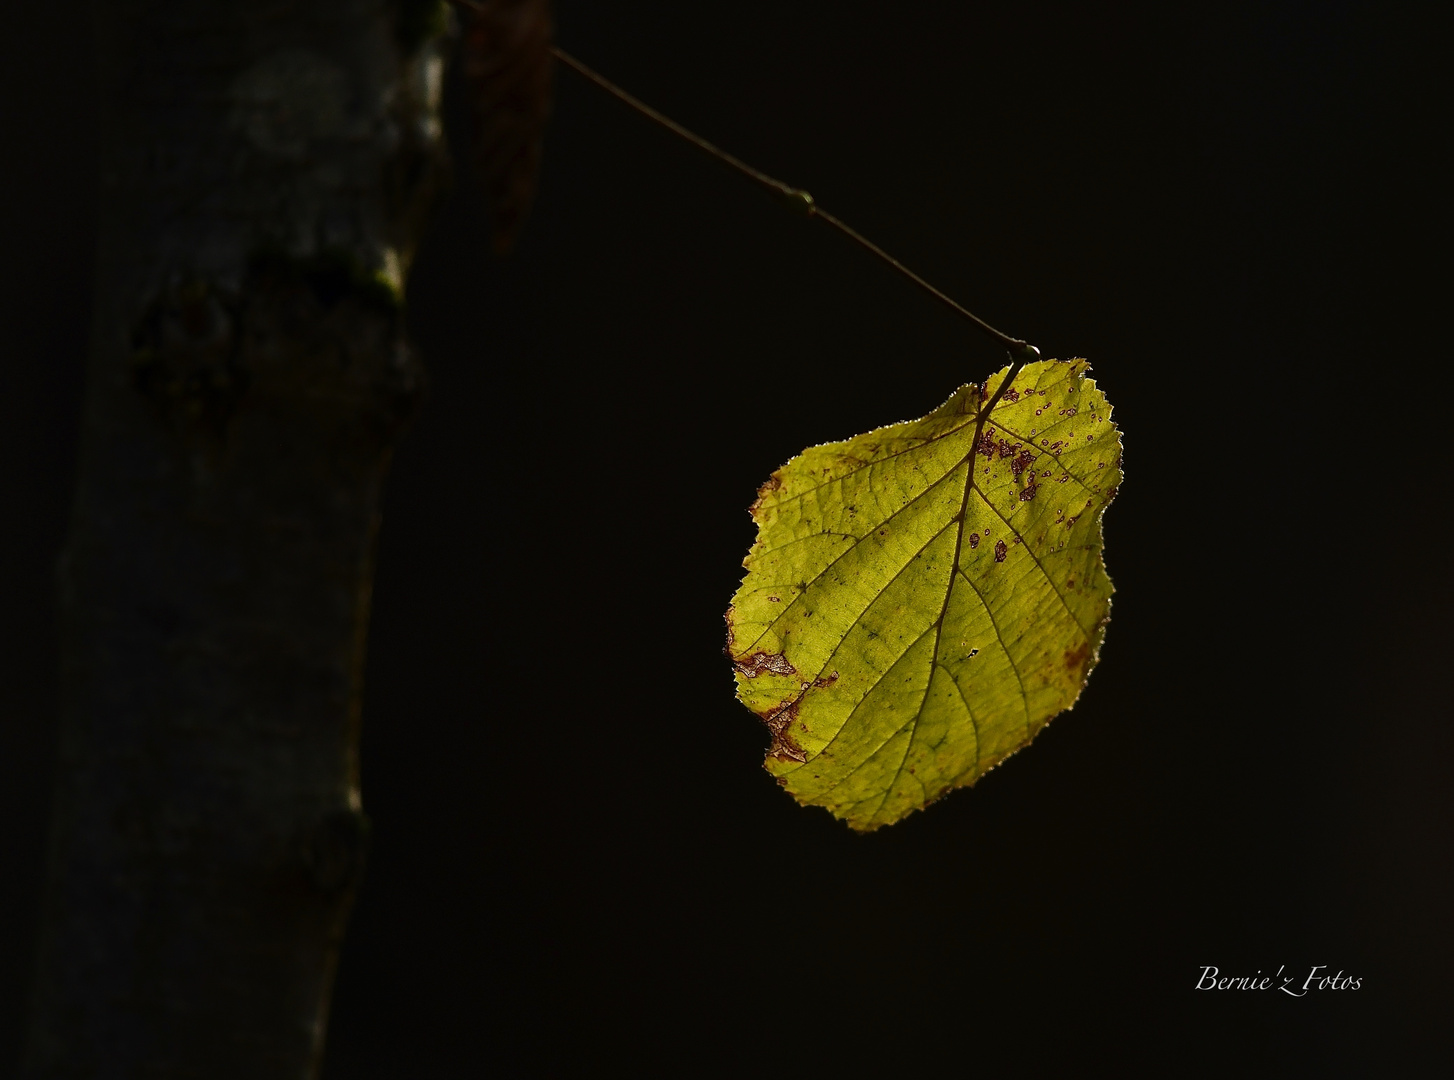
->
[2,0,1447,1074]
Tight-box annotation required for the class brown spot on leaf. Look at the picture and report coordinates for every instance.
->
[994,540,1008,562]
[756,669,841,763]
[760,700,808,763]
[749,474,784,514]
[759,700,797,736]
[968,533,979,549]
[770,738,807,764]
[734,651,797,678]
[1064,642,1092,681]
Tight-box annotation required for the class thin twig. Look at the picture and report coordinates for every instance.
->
[547,46,1037,360]
[446,0,1036,361]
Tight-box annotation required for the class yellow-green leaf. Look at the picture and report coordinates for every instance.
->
[725,358,1121,831]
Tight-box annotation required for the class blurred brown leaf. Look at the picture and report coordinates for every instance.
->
[460,0,554,253]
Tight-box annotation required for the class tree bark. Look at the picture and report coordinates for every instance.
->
[23,2,448,1075]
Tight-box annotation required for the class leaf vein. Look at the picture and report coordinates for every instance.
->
[955,568,1031,730]
[752,530,858,559]
[805,621,941,802]
[939,659,981,773]
[970,485,1095,642]
[757,412,977,511]
[736,458,968,656]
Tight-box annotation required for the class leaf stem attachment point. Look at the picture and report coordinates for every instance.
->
[1007,342,1041,366]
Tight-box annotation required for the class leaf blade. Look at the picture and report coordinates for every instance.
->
[726,358,1121,830]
